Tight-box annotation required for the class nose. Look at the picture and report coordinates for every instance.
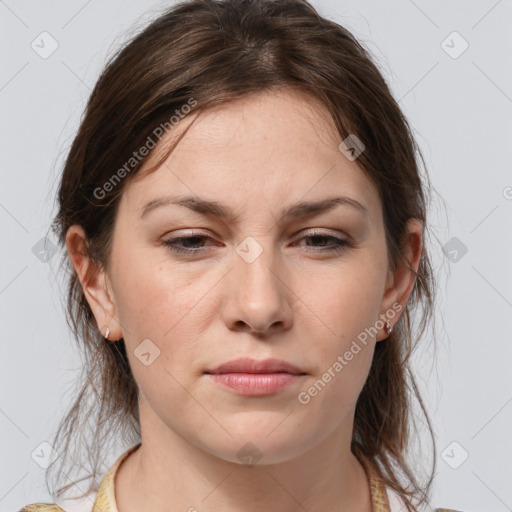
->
[221,244,293,337]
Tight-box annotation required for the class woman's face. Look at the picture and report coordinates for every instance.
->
[70,89,420,464]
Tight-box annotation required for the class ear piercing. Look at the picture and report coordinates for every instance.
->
[384,321,393,336]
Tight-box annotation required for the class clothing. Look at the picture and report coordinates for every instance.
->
[18,443,461,512]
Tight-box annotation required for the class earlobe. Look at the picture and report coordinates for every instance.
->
[65,225,123,341]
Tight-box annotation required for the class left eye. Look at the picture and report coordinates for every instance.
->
[296,234,349,253]
[162,233,350,255]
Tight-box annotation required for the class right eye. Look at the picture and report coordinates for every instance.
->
[162,235,213,255]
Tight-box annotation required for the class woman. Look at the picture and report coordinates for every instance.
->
[19,0,460,511]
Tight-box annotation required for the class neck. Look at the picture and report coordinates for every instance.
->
[115,408,372,512]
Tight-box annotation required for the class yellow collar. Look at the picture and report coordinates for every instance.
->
[93,443,391,512]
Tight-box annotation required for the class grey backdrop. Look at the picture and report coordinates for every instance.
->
[1,1,511,511]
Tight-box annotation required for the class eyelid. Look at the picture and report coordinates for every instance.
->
[163,228,215,240]
[299,227,347,237]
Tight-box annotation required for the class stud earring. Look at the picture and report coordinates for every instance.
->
[384,321,393,337]
[104,327,110,340]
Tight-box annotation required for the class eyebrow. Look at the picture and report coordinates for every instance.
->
[140,194,369,221]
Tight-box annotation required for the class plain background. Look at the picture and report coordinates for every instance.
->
[1,1,511,511]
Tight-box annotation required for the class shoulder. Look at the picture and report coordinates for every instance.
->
[386,485,463,512]
[18,506,66,512]
[19,490,97,512]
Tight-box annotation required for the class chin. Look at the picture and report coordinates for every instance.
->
[196,425,316,466]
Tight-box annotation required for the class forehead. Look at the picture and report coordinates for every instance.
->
[173,88,341,151]
[120,89,380,222]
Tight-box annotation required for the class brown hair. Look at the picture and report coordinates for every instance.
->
[48,1,442,510]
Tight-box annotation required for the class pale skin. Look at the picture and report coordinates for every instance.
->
[66,88,422,512]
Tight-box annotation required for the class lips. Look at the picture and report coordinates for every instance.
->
[205,357,306,375]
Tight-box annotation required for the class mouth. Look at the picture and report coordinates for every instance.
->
[204,358,307,396]
[204,357,307,376]
[205,372,305,396]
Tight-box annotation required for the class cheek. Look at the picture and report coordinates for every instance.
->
[297,259,385,341]
[291,260,383,407]
[112,245,200,338]
[297,316,375,427]
[111,251,214,384]
[295,322,374,434]
[112,262,201,406]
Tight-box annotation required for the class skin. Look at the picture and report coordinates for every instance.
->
[66,88,422,512]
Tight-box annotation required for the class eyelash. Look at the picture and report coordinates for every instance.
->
[162,232,351,255]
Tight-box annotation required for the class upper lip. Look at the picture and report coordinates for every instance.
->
[205,357,306,375]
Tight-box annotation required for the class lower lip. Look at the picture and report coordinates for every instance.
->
[206,372,303,396]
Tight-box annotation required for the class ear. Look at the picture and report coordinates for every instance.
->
[65,224,123,341]
[377,218,423,342]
